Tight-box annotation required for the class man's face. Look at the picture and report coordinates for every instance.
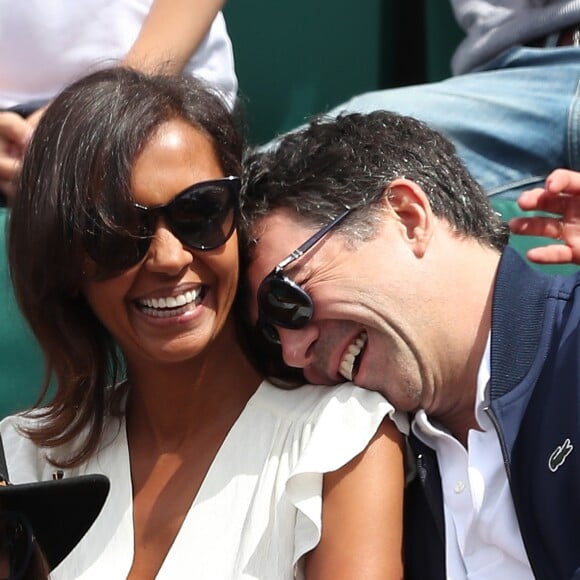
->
[246,208,439,412]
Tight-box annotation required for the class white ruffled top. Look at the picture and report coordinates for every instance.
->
[0,381,407,579]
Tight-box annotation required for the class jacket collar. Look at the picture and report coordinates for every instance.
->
[489,247,554,401]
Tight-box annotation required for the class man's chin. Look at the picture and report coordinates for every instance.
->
[304,368,338,386]
[352,380,421,412]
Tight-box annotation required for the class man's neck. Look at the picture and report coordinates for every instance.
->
[426,238,499,446]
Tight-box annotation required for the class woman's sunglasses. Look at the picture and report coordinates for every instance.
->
[85,176,240,275]
[257,208,354,344]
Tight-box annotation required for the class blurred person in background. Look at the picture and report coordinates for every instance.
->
[0,0,237,203]
[330,0,580,201]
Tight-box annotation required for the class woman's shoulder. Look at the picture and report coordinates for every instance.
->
[256,379,382,409]
[254,380,408,434]
[250,381,407,571]
[0,412,52,481]
[0,410,44,443]
[0,410,125,483]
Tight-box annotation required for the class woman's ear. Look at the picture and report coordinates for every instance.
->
[381,178,434,257]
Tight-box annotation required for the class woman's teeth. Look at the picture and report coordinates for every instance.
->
[138,289,202,317]
[339,331,368,381]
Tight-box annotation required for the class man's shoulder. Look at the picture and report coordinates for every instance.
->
[495,248,580,320]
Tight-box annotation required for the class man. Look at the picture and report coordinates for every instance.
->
[239,111,580,580]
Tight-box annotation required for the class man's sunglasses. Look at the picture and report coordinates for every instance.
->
[85,176,240,275]
[257,207,354,344]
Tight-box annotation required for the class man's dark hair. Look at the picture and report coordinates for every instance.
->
[240,110,509,257]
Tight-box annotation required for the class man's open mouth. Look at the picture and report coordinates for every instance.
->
[338,331,368,381]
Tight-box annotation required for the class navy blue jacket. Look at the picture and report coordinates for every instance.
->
[404,248,580,580]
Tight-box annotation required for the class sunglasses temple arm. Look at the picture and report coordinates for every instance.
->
[276,250,305,271]
[275,208,353,272]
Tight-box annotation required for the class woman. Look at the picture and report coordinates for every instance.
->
[1,67,406,578]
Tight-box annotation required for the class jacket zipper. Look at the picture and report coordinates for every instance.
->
[484,405,547,580]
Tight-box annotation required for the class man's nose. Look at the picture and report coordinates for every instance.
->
[277,324,319,369]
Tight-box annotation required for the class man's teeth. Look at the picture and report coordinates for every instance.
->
[139,289,201,317]
[339,331,368,381]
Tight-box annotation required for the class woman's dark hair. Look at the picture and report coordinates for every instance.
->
[8,67,243,467]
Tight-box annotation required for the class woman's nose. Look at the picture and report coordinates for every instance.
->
[145,220,193,275]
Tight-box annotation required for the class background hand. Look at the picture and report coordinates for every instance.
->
[509,169,580,265]
[0,112,34,202]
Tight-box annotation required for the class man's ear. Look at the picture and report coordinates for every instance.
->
[380,178,433,257]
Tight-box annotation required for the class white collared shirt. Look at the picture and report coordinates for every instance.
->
[412,335,533,579]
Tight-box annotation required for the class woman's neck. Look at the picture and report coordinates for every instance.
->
[124,328,262,448]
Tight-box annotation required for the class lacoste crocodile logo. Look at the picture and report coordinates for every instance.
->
[548,438,573,472]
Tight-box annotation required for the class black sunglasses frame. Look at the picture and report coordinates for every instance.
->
[85,176,240,275]
[257,207,354,344]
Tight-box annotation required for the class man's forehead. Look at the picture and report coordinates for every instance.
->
[252,209,309,251]
[253,207,305,233]
[250,210,310,263]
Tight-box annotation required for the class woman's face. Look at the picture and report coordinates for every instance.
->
[82,118,240,365]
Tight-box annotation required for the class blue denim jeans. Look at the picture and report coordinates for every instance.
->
[329,46,580,199]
